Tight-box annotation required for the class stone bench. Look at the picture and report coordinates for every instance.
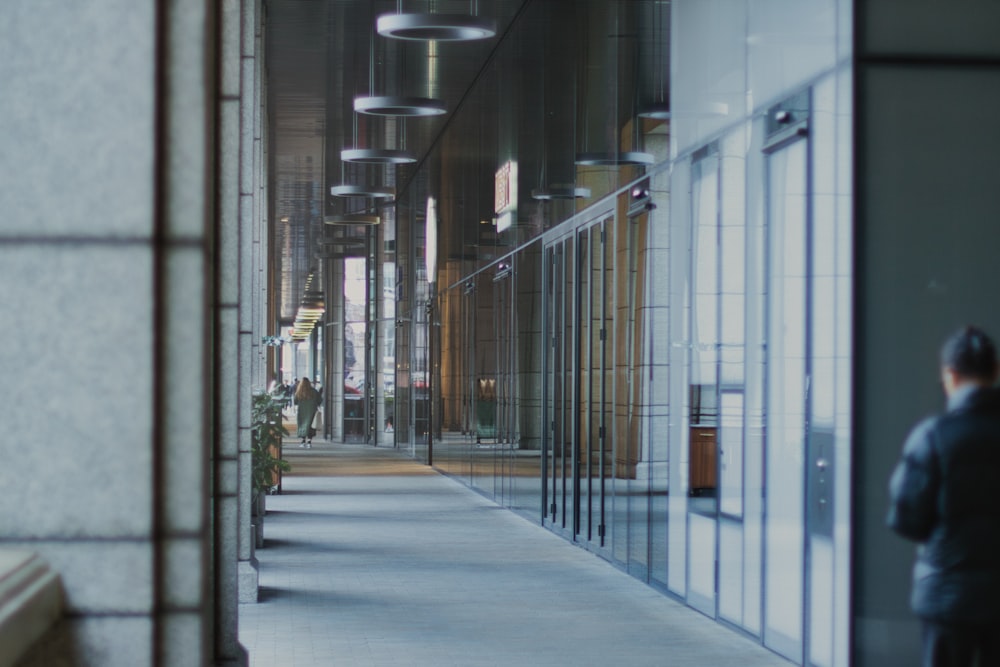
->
[0,551,62,667]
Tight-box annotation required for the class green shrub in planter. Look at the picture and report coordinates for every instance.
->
[251,392,290,499]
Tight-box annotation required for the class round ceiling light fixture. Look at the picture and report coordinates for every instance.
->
[638,104,671,120]
[376,13,497,41]
[330,184,395,199]
[341,148,417,164]
[531,184,592,200]
[324,214,381,226]
[354,95,446,117]
[575,151,655,167]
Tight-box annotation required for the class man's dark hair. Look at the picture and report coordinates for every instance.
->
[940,326,999,381]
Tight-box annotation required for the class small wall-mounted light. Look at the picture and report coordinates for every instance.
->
[629,185,656,214]
[494,261,512,282]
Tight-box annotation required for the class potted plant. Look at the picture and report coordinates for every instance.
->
[250,391,291,544]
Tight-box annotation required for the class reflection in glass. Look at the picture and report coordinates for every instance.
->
[578,227,593,541]
[687,149,719,615]
[719,519,743,624]
[344,258,369,443]
[511,242,544,517]
[690,151,720,508]
[719,393,744,517]
[381,260,396,443]
[764,138,807,658]
[620,208,650,576]
[470,274,496,494]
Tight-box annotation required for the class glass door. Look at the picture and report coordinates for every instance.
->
[544,222,612,548]
[575,228,591,541]
[680,140,751,622]
[686,147,721,617]
[764,91,832,665]
[764,129,807,662]
[493,265,515,504]
[578,221,613,550]
[471,273,496,492]
[542,246,554,523]
[545,239,575,533]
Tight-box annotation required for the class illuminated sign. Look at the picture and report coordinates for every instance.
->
[494,160,517,233]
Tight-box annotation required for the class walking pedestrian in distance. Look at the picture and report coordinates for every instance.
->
[294,377,320,449]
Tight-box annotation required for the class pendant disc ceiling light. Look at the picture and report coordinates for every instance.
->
[355,13,445,119]
[324,213,381,225]
[531,184,592,200]
[638,107,670,120]
[341,148,416,164]
[330,184,395,199]
[575,151,655,166]
[377,13,496,41]
[354,95,446,117]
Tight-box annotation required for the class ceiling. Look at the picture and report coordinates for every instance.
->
[264,0,670,320]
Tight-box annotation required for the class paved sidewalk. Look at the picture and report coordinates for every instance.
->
[238,440,791,667]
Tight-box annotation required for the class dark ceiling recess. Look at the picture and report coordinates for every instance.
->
[266,0,669,316]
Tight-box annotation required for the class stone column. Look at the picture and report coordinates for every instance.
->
[215,0,251,663]
[236,0,265,605]
[0,1,219,664]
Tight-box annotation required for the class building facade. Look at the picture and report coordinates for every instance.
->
[2,1,1000,666]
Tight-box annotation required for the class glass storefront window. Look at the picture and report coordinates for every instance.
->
[371,2,853,664]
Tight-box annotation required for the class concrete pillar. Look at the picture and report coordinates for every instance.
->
[854,1,1000,664]
[215,0,251,663]
[236,0,264,605]
[0,1,222,664]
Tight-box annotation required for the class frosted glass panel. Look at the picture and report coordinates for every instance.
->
[671,0,747,153]
[668,473,688,595]
[689,513,716,604]
[747,0,837,109]
[692,154,720,382]
[744,470,763,633]
[719,519,743,624]
[810,536,835,667]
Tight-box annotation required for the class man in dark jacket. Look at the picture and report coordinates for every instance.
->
[888,326,1000,667]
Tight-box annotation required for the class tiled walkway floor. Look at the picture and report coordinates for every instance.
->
[238,440,791,667]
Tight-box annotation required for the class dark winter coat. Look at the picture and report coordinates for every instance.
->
[887,384,1000,623]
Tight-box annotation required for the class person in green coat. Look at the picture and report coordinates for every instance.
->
[294,377,321,448]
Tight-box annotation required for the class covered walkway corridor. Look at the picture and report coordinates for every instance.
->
[238,440,790,666]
